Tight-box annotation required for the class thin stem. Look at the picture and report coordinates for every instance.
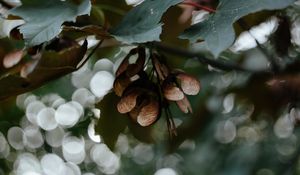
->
[182,0,216,13]
[148,42,270,73]
[76,39,104,70]
[150,52,177,138]
[164,105,178,140]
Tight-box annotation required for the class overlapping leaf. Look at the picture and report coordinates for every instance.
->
[9,0,91,46]
[180,0,296,57]
[110,0,183,43]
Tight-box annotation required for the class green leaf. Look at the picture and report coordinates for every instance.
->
[180,0,296,57]
[110,0,183,43]
[95,93,128,150]
[128,122,155,143]
[9,0,91,46]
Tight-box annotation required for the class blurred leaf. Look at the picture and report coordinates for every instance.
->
[180,0,296,57]
[128,122,155,143]
[9,0,91,46]
[95,93,128,150]
[110,0,183,43]
[231,73,289,119]
[90,6,105,25]
[0,40,87,100]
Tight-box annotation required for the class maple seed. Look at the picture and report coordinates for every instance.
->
[137,100,160,126]
[3,49,24,68]
[176,96,193,113]
[177,73,201,95]
[117,91,139,113]
[113,74,133,97]
[163,83,185,101]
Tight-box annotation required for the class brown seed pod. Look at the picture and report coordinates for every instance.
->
[116,51,132,77]
[115,47,145,77]
[125,64,142,77]
[113,70,149,97]
[117,90,140,114]
[137,100,160,126]
[162,82,184,101]
[152,54,169,80]
[176,96,193,113]
[113,73,132,97]
[177,73,201,96]
[3,49,25,68]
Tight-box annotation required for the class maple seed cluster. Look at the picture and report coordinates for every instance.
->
[152,53,200,114]
[113,47,200,128]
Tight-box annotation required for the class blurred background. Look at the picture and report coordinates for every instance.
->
[1,0,300,175]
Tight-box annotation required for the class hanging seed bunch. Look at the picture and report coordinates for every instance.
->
[113,47,201,134]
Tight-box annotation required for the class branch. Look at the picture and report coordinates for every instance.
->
[76,39,104,70]
[182,0,216,13]
[148,42,271,73]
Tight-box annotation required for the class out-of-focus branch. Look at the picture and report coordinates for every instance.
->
[148,41,271,73]
[182,0,216,13]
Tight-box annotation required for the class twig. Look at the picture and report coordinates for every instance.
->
[182,0,216,13]
[148,42,270,73]
[76,39,104,70]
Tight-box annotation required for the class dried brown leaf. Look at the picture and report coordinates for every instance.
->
[0,40,88,100]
